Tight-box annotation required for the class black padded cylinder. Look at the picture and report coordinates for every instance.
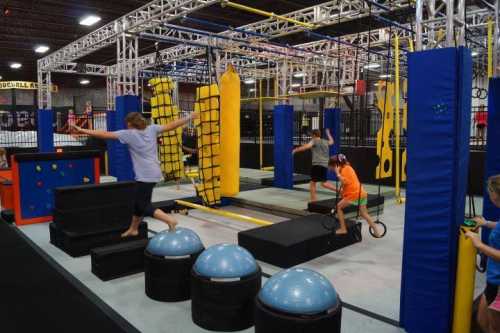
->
[191,267,262,332]
[144,249,202,302]
[254,297,342,333]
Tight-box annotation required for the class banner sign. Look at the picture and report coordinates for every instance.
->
[0,81,58,92]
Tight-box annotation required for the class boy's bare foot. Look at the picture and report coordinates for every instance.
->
[168,219,178,232]
[336,228,348,235]
[121,229,139,238]
[372,227,382,238]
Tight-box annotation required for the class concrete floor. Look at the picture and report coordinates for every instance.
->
[15,172,487,333]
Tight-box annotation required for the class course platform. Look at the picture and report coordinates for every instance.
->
[308,194,385,215]
[238,214,362,268]
[152,196,203,213]
[261,174,311,186]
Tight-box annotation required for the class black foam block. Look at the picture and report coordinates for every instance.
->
[91,239,149,281]
[152,196,203,213]
[254,298,342,333]
[0,209,14,224]
[50,222,148,257]
[238,214,361,268]
[191,268,262,331]
[261,174,311,186]
[307,194,385,215]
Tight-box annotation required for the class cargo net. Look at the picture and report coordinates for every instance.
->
[194,84,221,206]
[149,77,184,181]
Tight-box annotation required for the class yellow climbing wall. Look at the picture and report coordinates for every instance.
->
[375,81,395,179]
[401,79,408,182]
[149,77,184,181]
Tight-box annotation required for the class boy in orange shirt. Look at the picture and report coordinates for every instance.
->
[328,154,382,237]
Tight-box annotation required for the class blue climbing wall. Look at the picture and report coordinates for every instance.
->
[273,105,294,189]
[324,108,341,181]
[400,47,472,333]
[37,110,54,153]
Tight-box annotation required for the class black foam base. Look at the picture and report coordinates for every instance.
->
[91,239,149,281]
[0,209,14,224]
[144,250,202,302]
[261,174,311,186]
[307,194,385,215]
[50,222,148,257]
[255,298,342,333]
[152,196,203,213]
[238,215,361,268]
[191,268,262,332]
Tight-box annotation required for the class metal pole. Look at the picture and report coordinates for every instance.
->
[259,79,264,169]
[416,0,424,50]
[395,34,402,203]
[446,0,455,47]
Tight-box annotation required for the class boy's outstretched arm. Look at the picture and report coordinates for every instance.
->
[292,142,313,154]
[326,128,335,146]
[72,125,119,140]
[161,113,199,132]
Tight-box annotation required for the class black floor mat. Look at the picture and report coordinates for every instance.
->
[0,223,139,333]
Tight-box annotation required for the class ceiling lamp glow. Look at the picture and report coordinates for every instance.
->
[244,79,256,85]
[291,83,301,88]
[293,73,306,78]
[363,63,380,70]
[35,45,50,54]
[80,79,90,85]
[379,74,392,78]
[471,51,478,57]
[79,15,101,26]
[10,62,22,69]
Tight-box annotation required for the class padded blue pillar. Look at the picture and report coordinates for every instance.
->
[324,108,341,181]
[37,109,54,153]
[483,78,500,242]
[107,95,138,181]
[400,47,472,333]
[273,105,293,189]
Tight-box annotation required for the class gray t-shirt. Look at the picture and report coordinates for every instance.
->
[310,138,330,167]
[115,125,163,183]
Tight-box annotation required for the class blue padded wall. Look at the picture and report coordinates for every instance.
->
[37,110,54,153]
[400,47,472,333]
[324,108,341,181]
[273,105,294,189]
[107,95,138,181]
[482,78,500,242]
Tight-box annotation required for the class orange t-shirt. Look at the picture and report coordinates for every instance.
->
[340,165,367,201]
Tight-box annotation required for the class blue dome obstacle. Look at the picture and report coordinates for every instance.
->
[255,268,342,333]
[144,228,204,302]
[191,244,262,331]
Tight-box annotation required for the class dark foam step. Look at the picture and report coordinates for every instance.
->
[152,196,203,213]
[0,209,15,224]
[91,239,149,281]
[261,174,311,186]
[238,214,361,268]
[307,194,385,215]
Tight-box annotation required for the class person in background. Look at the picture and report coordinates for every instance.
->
[465,175,500,332]
[72,112,198,237]
[67,109,76,133]
[328,154,382,237]
[475,104,488,142]
[0,148,8,169]
[292,129,336,202]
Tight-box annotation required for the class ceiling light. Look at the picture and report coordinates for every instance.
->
[374,83,380,87]
[293,72,306,78]
[0,76,2,80]
[363,63,380,70]
[80,79,90,85]
[244,79,256,85]
[249,88,256,92]
[10,62,22,69]
[79,15,101,26]
[291,83,301,88]
[35,45,50,54]
[471,51,478,57]
[379,74,392,79]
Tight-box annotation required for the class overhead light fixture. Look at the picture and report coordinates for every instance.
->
[244,79,256,85]
[79,15,101,26]
[374,83,380,87]
[471,51,478,57]
[363,63,380,70]
[80,79,90,85]
[0,75,2,80]
[10,62,22,69]
[35,45,50,54]
[293,72,306,78]
[249,88,256,92]
[291,83,301,88]
[379,74,392,79]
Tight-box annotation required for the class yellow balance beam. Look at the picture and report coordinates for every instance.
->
[175,200,273,227]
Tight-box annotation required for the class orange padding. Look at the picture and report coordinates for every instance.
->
[0,169,13,210]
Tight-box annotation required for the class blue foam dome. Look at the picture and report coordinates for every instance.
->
[259,268,339,315]
[193,244,258,279]
[146,227,204,257]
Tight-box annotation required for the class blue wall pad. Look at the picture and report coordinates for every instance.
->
[37,110,54,153]
[482,78,500,242]
[107,95,138,181]
[273,105,294,189]
[400,47,472,333]
[324,108,341,181]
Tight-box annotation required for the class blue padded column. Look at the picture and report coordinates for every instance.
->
[273,105,293,189]
[324,108,341,181]
[483,78,500,241]
[400,47,472,333]
[37,109,54,152]
[107,95,138,181]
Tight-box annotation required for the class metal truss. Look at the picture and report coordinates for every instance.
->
[50,63,109,76]
[37,70,51,110]
[116,34,139,96]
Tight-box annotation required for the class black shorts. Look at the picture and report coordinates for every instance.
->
[310,165,327,182]
[134,182,156,217]
[485,283,499,305]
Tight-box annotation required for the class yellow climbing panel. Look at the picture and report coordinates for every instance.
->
[194,83,221,206]
[375,81,395,179]
[149,77,184,181]
[401,79,408,182]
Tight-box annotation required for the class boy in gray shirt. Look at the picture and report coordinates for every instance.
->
[73,111,197,237]
[293,129,336,202]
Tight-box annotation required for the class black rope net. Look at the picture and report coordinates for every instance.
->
[149,77,184,181]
